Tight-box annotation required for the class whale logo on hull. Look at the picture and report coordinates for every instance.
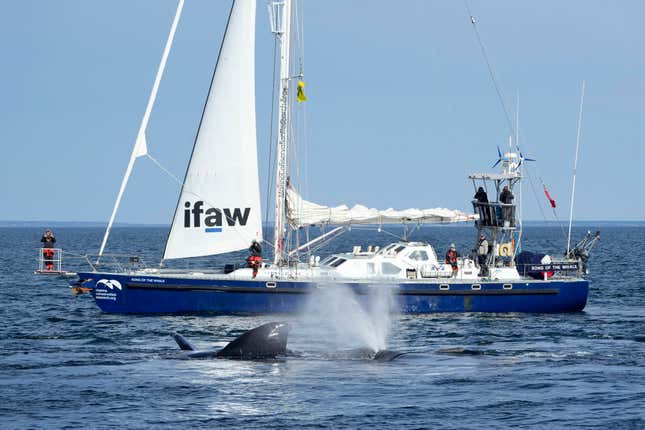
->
[96,279,123,290]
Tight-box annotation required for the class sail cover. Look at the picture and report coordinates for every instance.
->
[287,187,477,228]
[164,0,262,260]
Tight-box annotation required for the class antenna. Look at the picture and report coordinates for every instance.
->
[515,92,520,150]
[567,80,586,255]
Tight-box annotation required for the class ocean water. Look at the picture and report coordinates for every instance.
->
[0,226,644,429]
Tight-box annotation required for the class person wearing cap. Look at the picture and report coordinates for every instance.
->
[247,240,262,278]
[40,229,56,271]
[445,243,460,276]
[477,234,489,276]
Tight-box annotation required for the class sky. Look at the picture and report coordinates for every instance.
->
[1,0,643,224]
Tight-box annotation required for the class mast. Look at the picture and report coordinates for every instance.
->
[97,0,184,263]
[269,0,292,265]
[515,92,523,254]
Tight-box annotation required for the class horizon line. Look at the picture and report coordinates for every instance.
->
[1,219,643,227]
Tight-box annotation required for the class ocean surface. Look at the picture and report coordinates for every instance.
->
[1,226,643,429]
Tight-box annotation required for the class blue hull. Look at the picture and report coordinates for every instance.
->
[76,272,589,314]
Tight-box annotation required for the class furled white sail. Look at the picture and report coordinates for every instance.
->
[97,0,184,262]
[163,0,262,260]
[287,187,477,228]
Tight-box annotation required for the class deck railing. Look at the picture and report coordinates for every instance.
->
[37,248,63,272]
[472,201,516,228]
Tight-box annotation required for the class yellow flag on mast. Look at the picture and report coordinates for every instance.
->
[296,80,307,102]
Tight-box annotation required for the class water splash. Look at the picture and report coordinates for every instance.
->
[297,285,396,352]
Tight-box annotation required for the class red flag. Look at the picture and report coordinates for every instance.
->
[543,186,556,208]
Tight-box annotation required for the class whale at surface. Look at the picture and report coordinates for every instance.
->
[323,347,408,362]
[172,322,408,362]
[173,322,290,359]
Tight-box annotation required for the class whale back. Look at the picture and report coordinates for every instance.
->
[216,322,290,359]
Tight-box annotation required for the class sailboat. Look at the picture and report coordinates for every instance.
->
[73,0,598,314]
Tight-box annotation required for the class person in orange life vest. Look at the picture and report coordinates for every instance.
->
[40,229,56,270]
[445,243,460,276]
[247,240,262,278]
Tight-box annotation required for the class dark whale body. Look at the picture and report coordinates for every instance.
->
[173,322,290,359]
[323,347,407,362]
[173,322,406,362]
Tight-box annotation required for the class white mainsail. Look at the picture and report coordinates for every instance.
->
[163,0,262,260]
[287,187,477,227]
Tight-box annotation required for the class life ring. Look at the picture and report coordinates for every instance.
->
[499,243,512,257]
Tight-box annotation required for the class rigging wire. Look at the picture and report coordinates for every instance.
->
[523,163,549,225]
[298,0,312,257]
[291,0,309,260]
[537,173,568,237]
[464,1,571,244]
[146,153,182,184]
[146,152,275,251]
[463,0,515,137]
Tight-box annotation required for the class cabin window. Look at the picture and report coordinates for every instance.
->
[408,250,429,261]
[381,244,396,254]
[367,263,376,275]
[321,256,336,265]
[381,262,402,275]
[330,258,346,268]
[393,245,406,254]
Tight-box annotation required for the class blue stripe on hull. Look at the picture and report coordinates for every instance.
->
[77,272,588,314]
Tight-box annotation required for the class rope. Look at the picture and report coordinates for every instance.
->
[524,168,548,223]
[536,174,568,239]
[464,1,571,244]
[145,153,272,252]
[146,153,182,183]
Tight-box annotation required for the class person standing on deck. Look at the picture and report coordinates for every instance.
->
[499,185,515,225]
[474,186,489,225]
[477,234,489,276]
[445,244,460,277]
[247,240,262,279]
[40,229,56,271]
